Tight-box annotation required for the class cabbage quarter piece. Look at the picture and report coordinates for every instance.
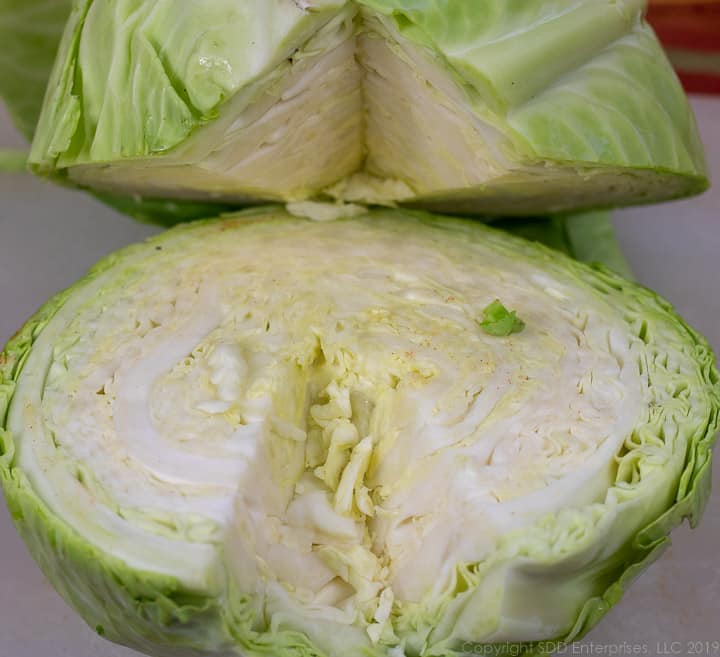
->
[1,207,718,657]
[29,0,707,216]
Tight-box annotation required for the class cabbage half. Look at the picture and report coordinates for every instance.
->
[28,0,707,216]
[1,207,717,657]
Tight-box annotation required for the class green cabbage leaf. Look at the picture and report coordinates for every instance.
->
[0,0,72,140]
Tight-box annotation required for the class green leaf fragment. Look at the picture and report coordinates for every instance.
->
[479,299,525,336]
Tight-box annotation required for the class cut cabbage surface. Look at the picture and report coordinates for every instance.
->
[28,0,707,216]
[1,206,717,657]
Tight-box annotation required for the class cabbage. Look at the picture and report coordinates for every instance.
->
[27,0,707,216]
[2,206,717,657]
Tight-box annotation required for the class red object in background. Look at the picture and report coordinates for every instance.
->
[646,1,720,93]
[674,71,720,95]
[647,1,720,51]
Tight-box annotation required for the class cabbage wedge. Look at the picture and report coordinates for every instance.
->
[1,207,717,657]
[28,0,707,216]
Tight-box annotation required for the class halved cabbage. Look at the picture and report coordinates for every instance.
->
[1,206,717,657]
[29,0,707,216]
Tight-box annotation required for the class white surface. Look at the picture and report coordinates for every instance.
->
[0,98,718,657]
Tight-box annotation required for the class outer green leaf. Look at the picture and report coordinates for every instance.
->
[0,0,73,140]
[93,191,238,228]
[561,211,634,281]
[496,211,634,280]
